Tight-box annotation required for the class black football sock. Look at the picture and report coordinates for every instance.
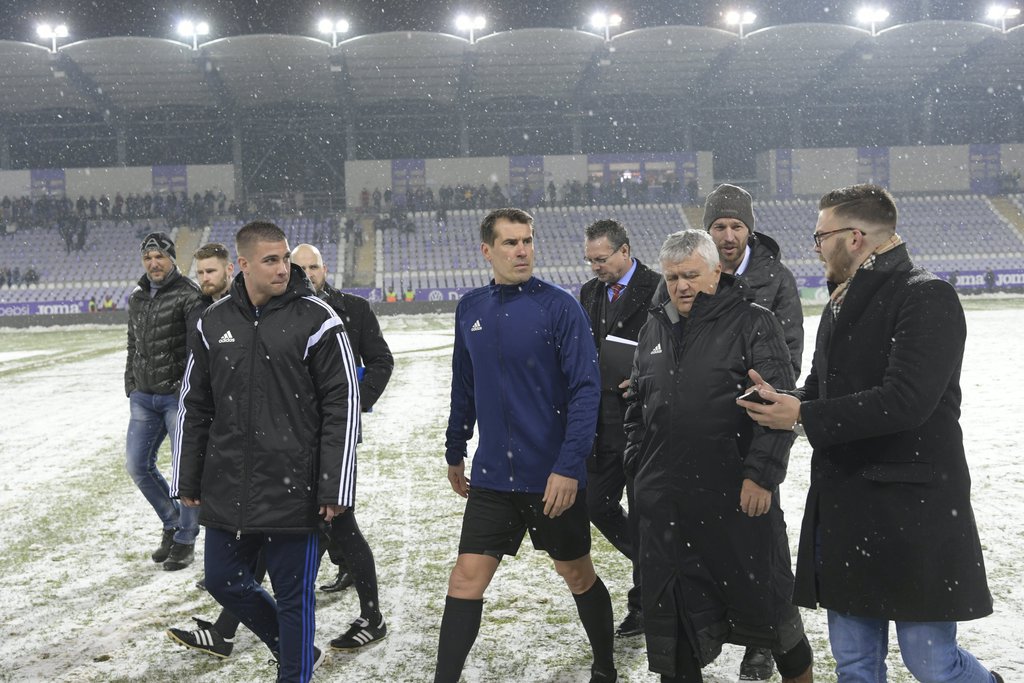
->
[434,595,483,683]
[572,576,615,675]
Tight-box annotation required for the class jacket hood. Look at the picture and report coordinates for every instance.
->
[229,264,315,314]
[653,273,750,324]
[749,231,781,259]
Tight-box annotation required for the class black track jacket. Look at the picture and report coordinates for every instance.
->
[172,265,361,534]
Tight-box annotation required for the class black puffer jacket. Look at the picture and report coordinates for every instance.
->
[742,233,803,376]
[173,265,361,534]
[319,282,394,412]
[124,267,202,396]
[624,276,801,676]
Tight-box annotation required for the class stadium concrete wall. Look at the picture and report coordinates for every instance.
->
[1003,145,1024,176]
[758,143,1020,197]
[0,164,235,200]
[0,170,30,199]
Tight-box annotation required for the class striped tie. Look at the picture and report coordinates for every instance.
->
[609,283,625,302]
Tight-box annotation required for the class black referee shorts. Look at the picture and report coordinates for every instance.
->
[457,487,592,562]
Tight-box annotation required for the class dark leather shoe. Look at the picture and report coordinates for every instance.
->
[163,542,195,571]
[320,569,354,593]
[615,609,643,637]
[740,646,776,681]
[151,528,175,563]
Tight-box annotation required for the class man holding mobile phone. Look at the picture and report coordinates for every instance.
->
[740,184,997,683]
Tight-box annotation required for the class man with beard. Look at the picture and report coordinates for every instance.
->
[578,219,661,638]
[193,243,234,303]
[124,232,202,571]
[291,243,394,652]
[173,221,360,681]
[625,229,812,683]
[703,184,803,380]
[706,185,803,678]
[740,184,998,683]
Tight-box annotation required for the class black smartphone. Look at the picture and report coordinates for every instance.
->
[738,388,775,405]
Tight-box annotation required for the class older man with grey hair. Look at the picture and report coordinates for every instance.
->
[623,230,812,683]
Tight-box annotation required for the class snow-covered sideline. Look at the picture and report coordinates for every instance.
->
[0,307,1020,682]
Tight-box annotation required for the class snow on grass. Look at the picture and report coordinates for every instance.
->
[0,303,1022,682]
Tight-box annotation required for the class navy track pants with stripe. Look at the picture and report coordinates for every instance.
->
[205,527,321,682]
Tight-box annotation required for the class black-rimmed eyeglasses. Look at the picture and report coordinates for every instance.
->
[812,227,857,248]
[583,245,625,265]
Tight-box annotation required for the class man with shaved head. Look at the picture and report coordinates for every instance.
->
[291,243,395,652]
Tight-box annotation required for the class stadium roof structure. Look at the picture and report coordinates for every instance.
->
[0,21,1020,117]
[1,21,1021,189]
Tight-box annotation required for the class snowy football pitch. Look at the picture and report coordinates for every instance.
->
[1,303,1022,682]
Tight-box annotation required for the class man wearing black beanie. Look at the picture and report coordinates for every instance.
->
[124,231,202,571]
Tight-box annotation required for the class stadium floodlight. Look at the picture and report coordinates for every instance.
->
[724,10,757,38]
[318,18,350,47]
[986,5,1021,32]
[590,11,623,41]
[855,7,891,36]
[455,14,486,44]
[36,23,69,53]
[177,19,211,50]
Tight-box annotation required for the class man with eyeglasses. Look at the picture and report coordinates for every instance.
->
[579,219,661,638]
[740,184,999,683]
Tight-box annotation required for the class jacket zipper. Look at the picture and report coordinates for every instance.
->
[238,315,260,539]
[496,289,515,484]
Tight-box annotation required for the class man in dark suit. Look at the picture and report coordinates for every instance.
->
[579,219,661,637]
[741,184,998,683]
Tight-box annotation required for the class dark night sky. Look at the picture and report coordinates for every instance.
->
[0,0,993,43]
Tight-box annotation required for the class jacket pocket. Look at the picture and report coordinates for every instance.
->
[860,461,932,483]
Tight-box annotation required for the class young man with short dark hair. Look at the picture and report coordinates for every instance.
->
[173,221,360,682]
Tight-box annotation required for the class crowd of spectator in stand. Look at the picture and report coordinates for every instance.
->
[0,265,39,287]
[357,176,702,215]
[0,190,235,231]
[0,190,334,237]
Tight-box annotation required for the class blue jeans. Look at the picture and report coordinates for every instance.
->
[125,390,199,545]
[827,611,994,683]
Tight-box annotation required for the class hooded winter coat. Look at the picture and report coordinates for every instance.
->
[792,244,991,621]
[172,264,361,534]
[124,267,202,396]
[623,275,803,677]
[741,233,803,377]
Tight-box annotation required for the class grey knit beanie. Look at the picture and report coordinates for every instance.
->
[703,184,754,231]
